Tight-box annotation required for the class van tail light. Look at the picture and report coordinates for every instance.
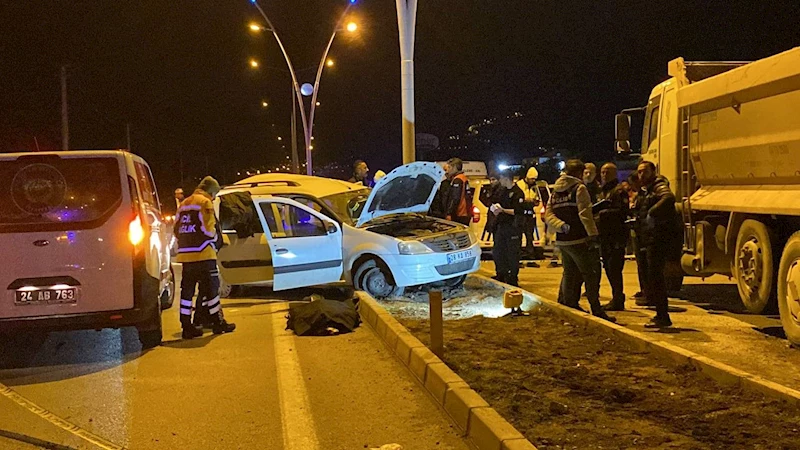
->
[129,215,145,246]
[472,206,481,223]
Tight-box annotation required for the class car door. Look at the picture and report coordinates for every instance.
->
[254,197,343,291]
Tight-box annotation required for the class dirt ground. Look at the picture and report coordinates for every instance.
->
[380,277,537,320]
[396,307,800,450]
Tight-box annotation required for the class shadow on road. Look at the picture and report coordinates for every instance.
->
[672,284,746,313]
[0,327,144,386]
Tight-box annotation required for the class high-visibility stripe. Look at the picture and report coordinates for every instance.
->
[206,296,220,308]
[180,307,192,315]
[180,299,193,307]
[209,304,221,314]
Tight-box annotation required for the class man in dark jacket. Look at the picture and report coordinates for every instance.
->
[596,163,629,311]
[490,170,524,286]
[348,160,369,185]
[583,162,601,203]
[444,158,472,225]
[479,174,500,240]
[545,159,616,323]
[636,161,680,328]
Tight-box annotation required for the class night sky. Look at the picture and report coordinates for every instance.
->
[2,1,799,194]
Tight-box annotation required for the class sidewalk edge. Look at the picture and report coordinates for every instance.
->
[356,291,539,450]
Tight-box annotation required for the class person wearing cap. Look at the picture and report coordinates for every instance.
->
[174,176,236,339]
[516,166,541,267]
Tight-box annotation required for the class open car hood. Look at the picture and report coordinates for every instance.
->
[356,162,445,227]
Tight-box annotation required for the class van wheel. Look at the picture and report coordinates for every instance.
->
[138,305,163,349]
[734,219,778,314]
[777,232,800,346]
[355,260,403,299]
[160,267,176,310]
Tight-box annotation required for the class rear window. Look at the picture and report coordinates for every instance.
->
[0,155,123,232]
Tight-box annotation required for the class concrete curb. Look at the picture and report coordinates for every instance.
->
[356,292,538,450]
[472,274,800,407]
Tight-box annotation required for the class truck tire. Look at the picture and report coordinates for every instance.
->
[777,232,800,346]
[734,219,778,314]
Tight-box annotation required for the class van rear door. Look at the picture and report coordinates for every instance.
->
[0,153,135,319]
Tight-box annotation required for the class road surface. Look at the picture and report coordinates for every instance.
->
[0,275,471,449]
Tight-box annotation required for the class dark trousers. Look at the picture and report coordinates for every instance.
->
[634,238,648,294]
[601,243,626,303]
[179,260,222,327]
[559,243,602,314]
[521,215,539,257]
[645,244,670,320]
[492,224,521,286]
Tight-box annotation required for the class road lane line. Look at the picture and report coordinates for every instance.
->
[0,382,125,450]
[271,303,320,450]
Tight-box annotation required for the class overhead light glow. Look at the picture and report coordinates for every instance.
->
[498,164,510,171]
[346,22,358,33]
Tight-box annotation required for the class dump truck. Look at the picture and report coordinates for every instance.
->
[615,47,800,345]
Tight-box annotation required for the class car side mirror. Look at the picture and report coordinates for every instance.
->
[326,222,338,235]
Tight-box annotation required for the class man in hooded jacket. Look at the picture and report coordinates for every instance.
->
[174,176,236,339]
[545,159,616,323]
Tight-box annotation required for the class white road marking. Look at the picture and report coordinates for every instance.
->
[0,382,125,450]
[271,303,320,450]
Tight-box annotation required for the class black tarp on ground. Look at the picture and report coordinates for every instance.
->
[286,295,361,336]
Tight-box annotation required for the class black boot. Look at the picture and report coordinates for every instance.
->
[182,325,203,339]
[213,320,236,335]
[644,316,672,329]
[593,310,617,323]
[603,296,626,311]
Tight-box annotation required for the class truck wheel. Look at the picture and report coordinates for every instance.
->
[137,305,163,349]
[734,219,778,314]
[777,232,800,346]
[355,259,402,299]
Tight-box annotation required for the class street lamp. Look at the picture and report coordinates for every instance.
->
[326,59,335,68]
[249,0,360,176]
[249,59,259,68]
[261,100,269,108]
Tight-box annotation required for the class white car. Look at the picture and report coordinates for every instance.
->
[214,162,480,298]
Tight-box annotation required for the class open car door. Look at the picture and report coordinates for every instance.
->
[254,197,344,291]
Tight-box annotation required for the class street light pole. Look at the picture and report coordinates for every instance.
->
[251,0,356,176]
[291,85,298,173]
[396,0,418,164]
[307,4,354,176]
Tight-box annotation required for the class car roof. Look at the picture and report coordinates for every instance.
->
[220,173,369,198]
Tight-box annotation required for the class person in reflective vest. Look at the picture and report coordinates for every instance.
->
[545,160,616,323]
[444,158,473,225]
[516,166,541,267]
[174,176,235,339]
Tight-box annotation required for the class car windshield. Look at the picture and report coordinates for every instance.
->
[319,190,370,226]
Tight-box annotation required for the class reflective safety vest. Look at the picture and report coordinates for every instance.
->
[549,183,588,243]
[175,192,219,262]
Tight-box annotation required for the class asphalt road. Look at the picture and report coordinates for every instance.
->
[0,272,471,450]
[481,259,800,392]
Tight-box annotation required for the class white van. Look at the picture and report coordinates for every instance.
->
[0,151,174,348]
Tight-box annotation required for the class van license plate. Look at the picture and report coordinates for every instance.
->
[447,249,473,264]
[15,288,78,305]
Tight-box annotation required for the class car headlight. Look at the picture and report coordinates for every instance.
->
[398,241,433,255]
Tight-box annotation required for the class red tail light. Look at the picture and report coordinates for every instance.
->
[129,215,145,246]
[472,206,481,223]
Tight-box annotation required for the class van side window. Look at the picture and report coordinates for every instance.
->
[648,106,660,146]
[134,162,160,213]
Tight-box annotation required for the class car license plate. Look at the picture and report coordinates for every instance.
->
[15,287,79,305]
[447,249,473,265]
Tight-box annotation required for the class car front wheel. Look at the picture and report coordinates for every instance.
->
[355,260,403,299]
